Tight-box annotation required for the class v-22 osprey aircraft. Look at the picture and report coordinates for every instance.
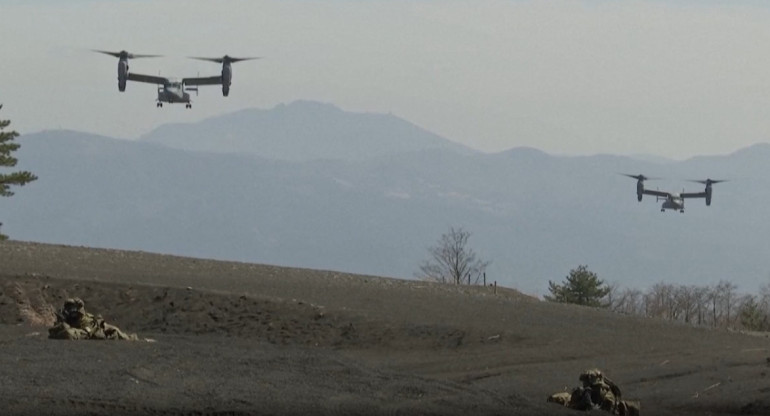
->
[622,174,727,213]
[94,50,259,108]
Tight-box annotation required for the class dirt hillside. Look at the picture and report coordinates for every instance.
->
[1,240,769,415]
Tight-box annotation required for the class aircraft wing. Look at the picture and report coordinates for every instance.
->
[642,189,671,198]
[681,191,707,199]
[127,73,168,84]
[182,76,222,86]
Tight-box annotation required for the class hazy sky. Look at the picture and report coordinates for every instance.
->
[3,0,770,159]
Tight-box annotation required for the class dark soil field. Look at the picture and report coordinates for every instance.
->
[1,240,769,415]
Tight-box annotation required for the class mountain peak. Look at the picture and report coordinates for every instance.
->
[280,100,343,113]
[728,142,770,158]
[140,100,474,161]
[498,146,552,159]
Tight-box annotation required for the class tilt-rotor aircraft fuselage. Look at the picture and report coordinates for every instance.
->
[621,174,726,213]
[94,50,259,108]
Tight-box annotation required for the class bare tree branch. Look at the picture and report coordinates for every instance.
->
[417,227,490,285]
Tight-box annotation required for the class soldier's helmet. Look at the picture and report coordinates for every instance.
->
[579,368,603,386]
[63,298,85,318]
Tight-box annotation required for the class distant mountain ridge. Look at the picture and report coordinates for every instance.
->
[7,105,770,296]
[140,100,475,161]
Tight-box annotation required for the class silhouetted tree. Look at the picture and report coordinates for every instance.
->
[417,226,490,285]
[692,285,711,326]
[545,265,610,307]
[644,282,677,320]
[608,285,645,315]
[718,280,739,328]
[602,278,770,331]
[739,295,767,332]
[0,105,37,240]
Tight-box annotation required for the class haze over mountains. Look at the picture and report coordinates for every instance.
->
[141,100,474,161]
[4,100,770,296]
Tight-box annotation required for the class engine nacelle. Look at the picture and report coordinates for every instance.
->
[705,186,712,206]
[221,62,232,97]
[96,49,161,92]
[636,181,644,202]
[118,60,129,92]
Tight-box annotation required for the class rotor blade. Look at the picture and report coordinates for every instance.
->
[688,179,728,185]
[620,173,644,180]
[188,56,261,64]
[227,57,260,63]
[619,173,659,181]
[129,53,163,59]
[92,49,162,59]
[92,49,122,58]
[188,57,222,63]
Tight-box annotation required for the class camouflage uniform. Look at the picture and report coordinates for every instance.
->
[548,369,640,415]
[575,368,619,411]
[48,298,137,341]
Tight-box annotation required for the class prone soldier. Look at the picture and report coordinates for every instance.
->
[48,297,137,341]
[548,368,640,415]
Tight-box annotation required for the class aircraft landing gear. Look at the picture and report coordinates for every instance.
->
[185,103,192,109]
[156,102,163,108]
